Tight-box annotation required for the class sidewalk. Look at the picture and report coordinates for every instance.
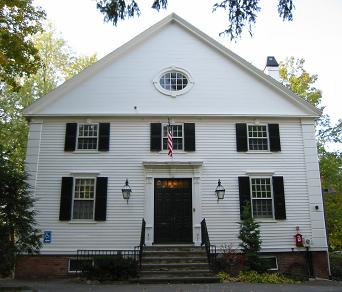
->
[1,278,342,292]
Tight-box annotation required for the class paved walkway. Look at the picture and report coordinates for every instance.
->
[1,278,342,292]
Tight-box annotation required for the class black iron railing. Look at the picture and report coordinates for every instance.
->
[201,218,217,268]
[76,218,146,272]
[76,249,138,273]
[136,218,146,268]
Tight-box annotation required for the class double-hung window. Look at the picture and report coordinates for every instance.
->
[162,124,183,151]
[77,124,98,150]
[250,177,273,218]
[247,124,269,151]
[72,178,96,220]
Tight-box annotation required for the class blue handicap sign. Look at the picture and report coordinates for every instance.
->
[43,231,51,243]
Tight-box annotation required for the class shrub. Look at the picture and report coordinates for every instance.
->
[81,255,138,281]
[218,270,299,284]
[239,202,265,272]
[330,252,342,280]
[215,244,245,275]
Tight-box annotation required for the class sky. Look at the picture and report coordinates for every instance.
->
[34,0,341,124]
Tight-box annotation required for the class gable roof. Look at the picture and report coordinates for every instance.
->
[24,13,321,118]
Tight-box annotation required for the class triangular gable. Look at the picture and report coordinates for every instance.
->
[24,13,320,118]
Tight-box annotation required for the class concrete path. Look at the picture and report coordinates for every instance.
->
[1,278,342,292]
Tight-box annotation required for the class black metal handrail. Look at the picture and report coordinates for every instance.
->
[76,249,138,273]
[201,218,217,268]
[136,218,146,269]
[76,218,146,273]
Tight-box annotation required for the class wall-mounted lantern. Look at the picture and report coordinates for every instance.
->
[122,179,132,203]
[215,179,225,200]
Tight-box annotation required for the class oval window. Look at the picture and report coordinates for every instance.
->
[160,71,188,91]
[153,67,193,96]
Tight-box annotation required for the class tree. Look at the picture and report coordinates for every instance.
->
[324,193,342,251]
[0,24,97,170]
[280,57,342,252]
[0,146,41,277]
[95,0,294,40]
[0,0,45,90]
[279,57,342,193]
[238,202,263,271]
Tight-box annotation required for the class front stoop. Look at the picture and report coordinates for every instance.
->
[136,245,220,284]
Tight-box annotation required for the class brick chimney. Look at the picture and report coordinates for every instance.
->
[264,56,280,82]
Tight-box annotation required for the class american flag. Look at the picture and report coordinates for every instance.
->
[167,123,173,157]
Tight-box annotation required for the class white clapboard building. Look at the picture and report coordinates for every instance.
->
[18,14,329,279]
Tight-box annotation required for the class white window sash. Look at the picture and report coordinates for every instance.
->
[71,177,97,220]
[249,176,274,219]
[76,123,99,150]
[162,123,184,151]
[247,124,269,151]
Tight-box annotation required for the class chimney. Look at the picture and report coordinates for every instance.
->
[264,56,280,82]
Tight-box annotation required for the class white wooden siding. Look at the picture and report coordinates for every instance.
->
[27,23,314,117]
[27,117,326,254]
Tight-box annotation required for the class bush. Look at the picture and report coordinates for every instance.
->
[215,244,245,275]
[330,252,342,280]
[239,203,264,272]
[81,255,138,281]
[218,270,299,284]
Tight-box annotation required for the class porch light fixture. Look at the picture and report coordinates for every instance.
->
[215,179,225,200]
[122,179,132,203]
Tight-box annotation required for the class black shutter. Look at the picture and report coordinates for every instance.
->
[98,123,110,151]
[150,123,162,151]
[273,176,286,220]
[64,123,77,151]
[236,123,248,152]
[269,124,281,152]
[184,123,195,151]
[238,176,251,219]
[95,177,108,221]
[59,177,73,221]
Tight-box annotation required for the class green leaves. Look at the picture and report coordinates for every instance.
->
[324,194,342,251]
[95,1,295,40]
[96,0,141,26]
[280,57,342,194]
[280,57,322,108]
[213,0,261,40]
[0,0,46,90]
[238,202,263,271]
[0,146,41,276]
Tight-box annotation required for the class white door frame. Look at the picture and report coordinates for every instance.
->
[143,161,203,246]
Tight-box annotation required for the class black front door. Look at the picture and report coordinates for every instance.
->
[154,178,192,243]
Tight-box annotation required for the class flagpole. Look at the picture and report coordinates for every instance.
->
[167,117,174,158]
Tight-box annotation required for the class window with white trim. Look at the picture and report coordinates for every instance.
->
[160,71,188,92]
[260,256,278,270]
[248,124,269,151]
[72,178,96,220]
[77,124,98,150]
[250,177,273,218]
[162,124,183,151]
[153,67,193,96]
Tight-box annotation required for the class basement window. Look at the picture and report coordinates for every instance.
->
[260,256,278,271]
[68,258,93,273]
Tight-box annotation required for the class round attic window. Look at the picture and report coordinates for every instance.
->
[153,67,193,96]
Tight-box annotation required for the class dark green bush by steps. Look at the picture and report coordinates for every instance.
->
[81,255,137,281]
[330,252,342,280]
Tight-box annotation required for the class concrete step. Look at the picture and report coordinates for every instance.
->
[145,245,204,252]
[142,256,207,264]
[134,275,220,284]
[141,262,209,270]
[142,250,206,258]
[138,245,217,284]
[140,269,213,277]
